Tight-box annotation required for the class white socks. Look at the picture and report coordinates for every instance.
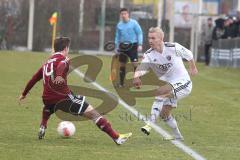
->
[148,99,183,139]
[165,115,183,139]
[149,99,163,123]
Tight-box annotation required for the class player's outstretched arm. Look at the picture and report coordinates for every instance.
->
[18,95,26,105]
[188,59,198,76]
[133,74,142,89]
[133,54,151,89]
[175,43,198,76]
[19,67,43,105]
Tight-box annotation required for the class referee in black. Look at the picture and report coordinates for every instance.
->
[114,8,143,87]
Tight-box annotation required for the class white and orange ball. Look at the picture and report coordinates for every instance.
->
[57,121,76,138]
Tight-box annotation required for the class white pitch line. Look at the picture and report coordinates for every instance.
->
[73,69,206,160]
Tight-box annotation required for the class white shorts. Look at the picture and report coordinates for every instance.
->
[155,79,192,107]
[170,79,192,100]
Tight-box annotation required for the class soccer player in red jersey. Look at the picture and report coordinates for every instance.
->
[18,37,132,145]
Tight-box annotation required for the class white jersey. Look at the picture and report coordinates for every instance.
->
[137,42,193,83]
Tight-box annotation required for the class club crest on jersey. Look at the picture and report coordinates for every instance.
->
[166,55,171,61]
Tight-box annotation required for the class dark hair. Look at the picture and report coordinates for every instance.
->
[120,8,128,13]
[54,37,70,52]
[207,17,212,21]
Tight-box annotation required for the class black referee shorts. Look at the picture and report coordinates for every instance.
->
[118,42,138,63]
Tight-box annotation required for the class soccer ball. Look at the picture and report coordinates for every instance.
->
[57,121,76,137]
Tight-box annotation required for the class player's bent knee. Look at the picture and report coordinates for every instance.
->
[83,105,101,121]
[84,104,94,112]
[160,110,167,120]
[160,107,172,120]
[156,85,173,97]
[84,105,101,118]
[160,112,167,120]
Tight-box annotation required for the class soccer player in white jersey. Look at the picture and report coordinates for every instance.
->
[133,27,198,140]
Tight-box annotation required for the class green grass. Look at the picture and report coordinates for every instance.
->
[0,51,240,160]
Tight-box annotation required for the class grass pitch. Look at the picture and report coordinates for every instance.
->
[0,51,239,160]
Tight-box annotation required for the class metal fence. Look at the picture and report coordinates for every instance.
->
[210,38,240,68]
[0,0,160,51]
[0,0,205,55]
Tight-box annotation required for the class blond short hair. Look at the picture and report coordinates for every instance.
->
[148,27,164,38]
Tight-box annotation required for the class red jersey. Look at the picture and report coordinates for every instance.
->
[22,53,71,105]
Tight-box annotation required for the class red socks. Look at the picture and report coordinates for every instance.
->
[40,106,119,141]
[40,106,52,128]
[96,117,119,140]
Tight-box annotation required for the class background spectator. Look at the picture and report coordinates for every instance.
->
[202,17,214,65]
[212,18,227,40]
